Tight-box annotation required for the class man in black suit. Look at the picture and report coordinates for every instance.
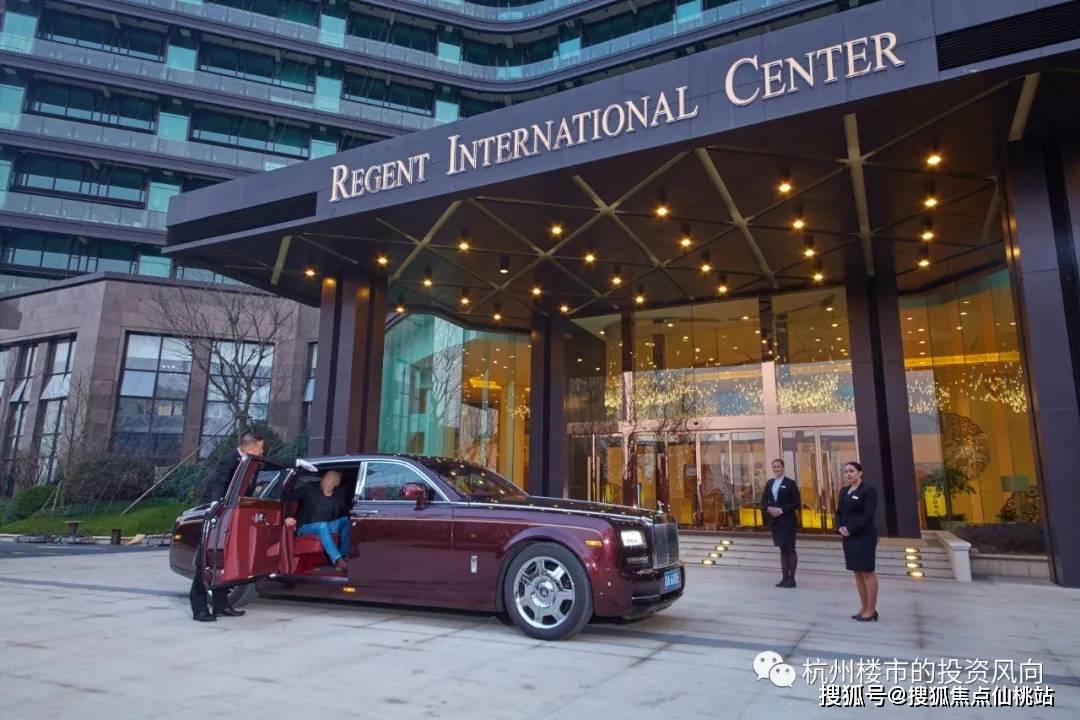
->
[189,431,265,622]
[761,458,801,588]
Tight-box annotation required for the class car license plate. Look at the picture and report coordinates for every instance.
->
[663,568,681,591]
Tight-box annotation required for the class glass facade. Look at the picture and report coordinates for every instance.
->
[901,269,1037,530]
[200,341,275,456]
[1,344,38,494]
[379,314,530,486]
[564,291,856,528]
[36,338,75,483]
[113,334,192,459]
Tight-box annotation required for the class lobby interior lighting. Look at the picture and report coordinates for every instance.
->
[634,286,646,305]
[925,140,943,167]
[778,178,793,195]
[918,245,931,268]
[550,222,564,237]
[422,266,433,288]
[499,255,510,274]
[717,273,729,295]
[457,227,470,251]
[459,288,470,306]
[803,234,816,258]
[811,259,824,282]
[304,267,316,278]
[584,246,596,264]
[531,285,542,297]
[679,223,692,248]
[376,255,389,267]
[700,251,712,273]
[921,217,935,241]
[612,265,623,286]
[395,295,406,313]
[560,303,570,314]
[493,303,502,322]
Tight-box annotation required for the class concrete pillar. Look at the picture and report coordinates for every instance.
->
[845,243,921,538]
[1002,137,1080,588]
[308,271,386,456]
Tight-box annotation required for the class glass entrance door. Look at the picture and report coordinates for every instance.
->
[595,434,624,505]
[780,427,858,531]
[699,431,766,529]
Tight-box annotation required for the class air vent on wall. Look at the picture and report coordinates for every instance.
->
[936,2,1080,71]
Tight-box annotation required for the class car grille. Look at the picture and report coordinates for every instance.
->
[652,522,680,568]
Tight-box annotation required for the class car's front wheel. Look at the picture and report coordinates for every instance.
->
[503,543,592,640]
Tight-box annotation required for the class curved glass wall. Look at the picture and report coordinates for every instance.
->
[901,269,1037,530]
[379,314,530,486]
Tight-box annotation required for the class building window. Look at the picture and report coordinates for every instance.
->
[301,342,316,433]
[348,12,436,53]
[343,74,434,116]
[0,232,152,275]
[200,341,274,457]
[112,334,191,460]
[26,80,157,132]
[11,154,147,206]
[36,338,75,483]
[198,42,315,92]
[583,1,673,47]
[190,109,310,158]
[37,9,165,61]
[210,0,319,26]
[1,344,39,495]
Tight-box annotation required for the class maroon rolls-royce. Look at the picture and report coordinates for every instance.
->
[170,454,684,639]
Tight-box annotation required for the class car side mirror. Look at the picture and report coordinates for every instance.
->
[401,482,428,510]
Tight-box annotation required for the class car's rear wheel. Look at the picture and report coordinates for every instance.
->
[503,543,592,640]
[227,582,258,608]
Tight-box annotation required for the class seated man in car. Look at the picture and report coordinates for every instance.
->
[284,470,351,571]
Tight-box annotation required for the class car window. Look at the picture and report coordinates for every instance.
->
[418,459,526,500]
[359,462,431,501]
[248,467,288,499]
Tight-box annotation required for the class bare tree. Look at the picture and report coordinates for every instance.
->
[148,285,296,445]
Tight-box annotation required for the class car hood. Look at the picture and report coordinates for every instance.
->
[463,495,670,523]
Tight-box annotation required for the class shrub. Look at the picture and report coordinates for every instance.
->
[59,452,156,505]
[954,523,1046,555]
[11,484,57,520]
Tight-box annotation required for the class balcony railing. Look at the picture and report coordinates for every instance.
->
[0,190,167,231]
[91,0,803,81]
[6,36,436,131]
[4,112,303,173]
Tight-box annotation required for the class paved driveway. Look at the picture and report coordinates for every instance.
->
[1,547,1077,719]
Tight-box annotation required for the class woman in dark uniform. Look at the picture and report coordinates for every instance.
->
[835,461,878,621]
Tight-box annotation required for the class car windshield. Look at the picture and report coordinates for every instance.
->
[418,460,527,500]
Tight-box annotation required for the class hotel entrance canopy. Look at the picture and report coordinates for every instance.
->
[164,0,1079,332]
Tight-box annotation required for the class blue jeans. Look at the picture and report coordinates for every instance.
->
[297,517,350,565]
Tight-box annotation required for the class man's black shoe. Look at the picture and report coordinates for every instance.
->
[217,607,246,617]
[193,612,216,622]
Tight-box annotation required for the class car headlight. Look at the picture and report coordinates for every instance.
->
[620,529,646,548]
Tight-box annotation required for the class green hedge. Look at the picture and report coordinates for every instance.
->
[11,485,56,521]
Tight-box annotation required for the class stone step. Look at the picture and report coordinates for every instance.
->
[691,561,955,579]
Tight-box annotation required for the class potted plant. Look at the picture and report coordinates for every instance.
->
[921,464,976,531]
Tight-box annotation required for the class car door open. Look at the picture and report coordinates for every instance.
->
[207,458,291,588]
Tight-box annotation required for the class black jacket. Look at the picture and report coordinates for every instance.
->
[836,484,878,537]
[286,482,351,527]
[760,476,800,529]
[198,450,242,504]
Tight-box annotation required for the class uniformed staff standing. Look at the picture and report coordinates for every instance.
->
[189,431,265,623]
[761,458,801,588]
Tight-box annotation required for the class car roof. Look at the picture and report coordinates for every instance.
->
[301,453,462,465]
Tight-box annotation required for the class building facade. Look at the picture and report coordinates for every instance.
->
[2,0,1079,587]
[0,0,849,487]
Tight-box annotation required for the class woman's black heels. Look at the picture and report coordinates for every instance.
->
[854,611,879,622]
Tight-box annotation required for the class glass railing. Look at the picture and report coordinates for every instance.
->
[0,191,167,231]
[91,0,804,80]
[14,37,434,131]
[6,113,302,173]
[394,0,590,22]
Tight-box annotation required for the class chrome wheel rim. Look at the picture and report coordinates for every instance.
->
[513,556,576,630]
